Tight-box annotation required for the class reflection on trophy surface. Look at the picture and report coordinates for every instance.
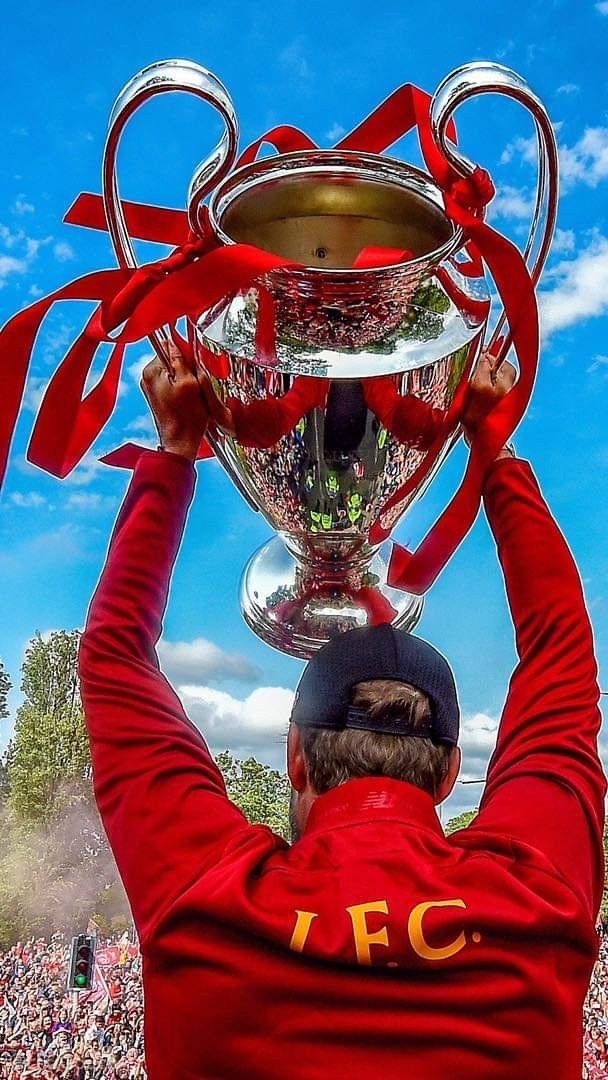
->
[103,60,557,658]
[192,154,488,658]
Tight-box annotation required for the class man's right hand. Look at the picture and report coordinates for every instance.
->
[462,350,517,453]
[141,342,210,462]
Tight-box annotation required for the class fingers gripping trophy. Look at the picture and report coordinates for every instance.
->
[6,59,558,660]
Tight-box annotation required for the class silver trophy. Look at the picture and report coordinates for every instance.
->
[103,60,558,659]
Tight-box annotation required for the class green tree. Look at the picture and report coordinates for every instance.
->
[8,707,90,821]
[8,630,90,822]
[216,752,291,841]
[0,744,11,799]
[444,809,477,835]
[21,630,80,719]
[0,658,11,721]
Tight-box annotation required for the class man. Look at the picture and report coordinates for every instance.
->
[79,346,605,1080]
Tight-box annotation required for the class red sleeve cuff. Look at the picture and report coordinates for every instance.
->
[483,455,530,498]
[135,447,197,478]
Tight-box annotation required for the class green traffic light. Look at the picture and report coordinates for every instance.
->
[75,973,88,988]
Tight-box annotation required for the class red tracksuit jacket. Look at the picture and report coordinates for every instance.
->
[79,450,605,1080]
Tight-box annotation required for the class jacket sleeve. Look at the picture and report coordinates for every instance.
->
[474,457,606,917]
[78,449,251,943]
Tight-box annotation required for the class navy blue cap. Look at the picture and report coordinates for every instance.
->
[291,624,460,746]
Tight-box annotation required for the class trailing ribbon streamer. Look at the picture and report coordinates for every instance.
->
[64,193,190,246]
[379,179,538,594]
[0,269,129,487]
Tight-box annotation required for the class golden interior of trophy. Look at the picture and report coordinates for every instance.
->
[220,174,453,269]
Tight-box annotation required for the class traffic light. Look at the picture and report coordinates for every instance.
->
[67,934,96,991]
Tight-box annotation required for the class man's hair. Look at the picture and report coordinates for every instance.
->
[298,679,452,798]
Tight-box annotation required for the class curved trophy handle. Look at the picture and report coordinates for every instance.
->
[102,59,239,367]
[430,61,559,365]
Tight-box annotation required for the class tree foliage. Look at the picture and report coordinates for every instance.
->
[8,706,91,821]
[0,658,11,722]
[0,630,123,946]
[216,751,291,840]
[8,631,90,822]
[21,630,81,719]
[444,809,477,835]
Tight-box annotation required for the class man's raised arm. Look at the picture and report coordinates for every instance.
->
[79,348,256,944]
[474,450,605,917]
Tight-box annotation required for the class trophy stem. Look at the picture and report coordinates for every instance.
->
[240,535,423,660]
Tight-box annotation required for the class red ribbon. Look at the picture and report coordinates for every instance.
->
[0,80,538,601]
[64,192,190,246]
[0,269,128,485]
[235,125,317,167]
[381,177,538,594]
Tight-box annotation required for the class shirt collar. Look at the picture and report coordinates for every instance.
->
[304,776,443,838]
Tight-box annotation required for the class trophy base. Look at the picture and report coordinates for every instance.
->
[240,536,424,660]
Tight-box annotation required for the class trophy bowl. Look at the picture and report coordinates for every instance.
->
[102,60,557,658]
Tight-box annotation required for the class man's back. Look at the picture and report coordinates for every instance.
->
[79,449,605,1079]
[138,779,596,1079]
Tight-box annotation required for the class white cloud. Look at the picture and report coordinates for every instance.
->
[539,234,608,337]
[28,284,44,298]
[489,185,535,221]
[587,354,608,375]
[557,83,580,95]
[41,321,76,365]
[0,254,27,287]
[127,353,155,384]
[66,492,117,512]
[326,123,346,143]
[279,39,312,84]
[0,222,53,295]
[458,711,498,774]
[22,376,48,413]
[13,197,34,213]
[0,224,20,249]
[159,637,260,685]
[63,451,106,487]
[125,414,155,436]
[177,683,294,767]
[13,196,34,215]
[552,227,576,254]
[495,39,515,60]
[24,236,51,259]
[0,224,51,268]
[500,135,537,166]
[499,125,608,194]
[9,491,48,508]
[441,711,499,817]
[53,241,75,263]
[559,127,608,190]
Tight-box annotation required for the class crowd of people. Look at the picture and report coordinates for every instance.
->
[584,929,608,1077]
[0,934,144,1078]
[0,927,606,1076]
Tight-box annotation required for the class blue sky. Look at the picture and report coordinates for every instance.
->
[1,0,607,816]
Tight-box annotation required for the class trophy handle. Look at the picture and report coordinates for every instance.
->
[102,59,239,368]
[430,62,559,365]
